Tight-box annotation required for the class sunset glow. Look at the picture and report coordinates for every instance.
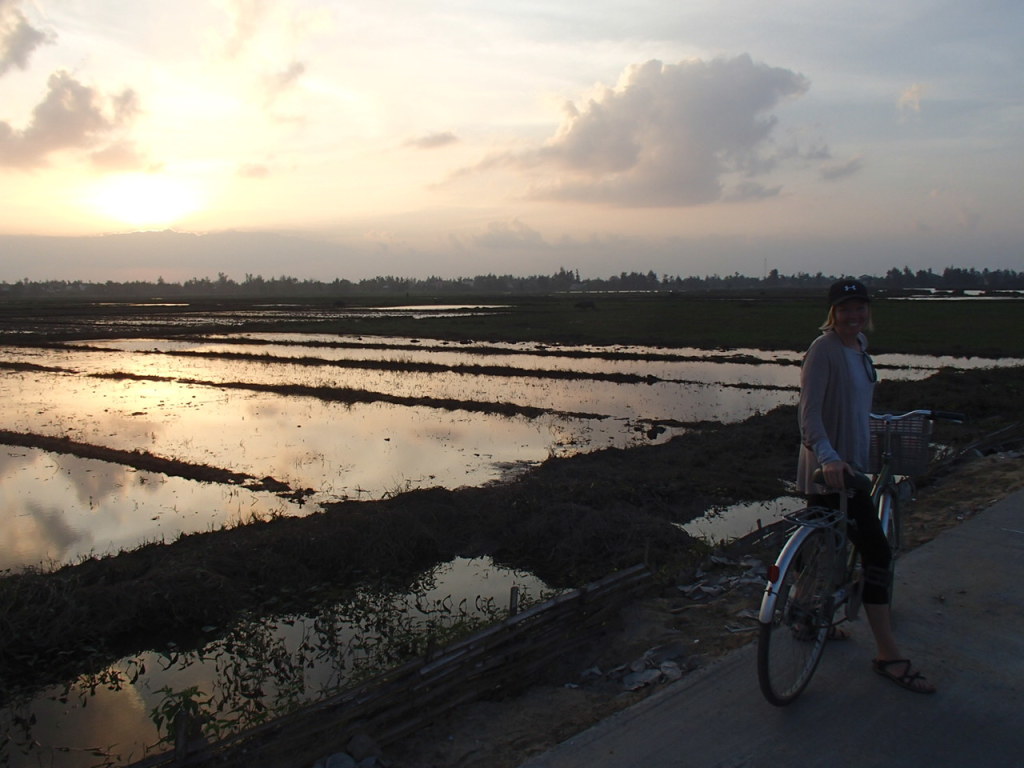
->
[87,174,203,229]
[1,1,1021,282]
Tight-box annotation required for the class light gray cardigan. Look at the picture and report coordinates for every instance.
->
[796,329,875,495]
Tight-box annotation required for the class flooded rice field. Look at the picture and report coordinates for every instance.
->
[2,315,1021,767]
[2,332,1009,572]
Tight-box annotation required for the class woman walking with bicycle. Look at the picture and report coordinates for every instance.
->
[796,278,935,694]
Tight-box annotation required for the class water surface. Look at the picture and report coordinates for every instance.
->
[2,335,1019,570]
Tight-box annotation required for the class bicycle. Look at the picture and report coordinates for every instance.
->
[756,409,964,706]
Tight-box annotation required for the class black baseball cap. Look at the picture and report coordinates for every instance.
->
[828,279,870,306]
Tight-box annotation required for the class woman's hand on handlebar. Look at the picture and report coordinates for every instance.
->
[821,460,851,489]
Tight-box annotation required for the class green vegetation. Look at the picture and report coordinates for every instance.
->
[287,294,1024,358]
[2,291,1023,356]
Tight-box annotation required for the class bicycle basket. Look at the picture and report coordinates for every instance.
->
[869,415,932,476]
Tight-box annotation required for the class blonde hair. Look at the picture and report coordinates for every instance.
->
[819,303,874,332]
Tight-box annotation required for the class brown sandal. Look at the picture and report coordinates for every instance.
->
[872,658,936,694]
[826,624,851,641]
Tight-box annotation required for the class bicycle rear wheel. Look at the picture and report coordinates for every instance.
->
[758,529,833,706]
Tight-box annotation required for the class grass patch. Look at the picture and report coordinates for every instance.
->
[3,292,1023,357]
[271,294,1024,357]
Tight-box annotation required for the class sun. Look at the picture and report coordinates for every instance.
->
[88,173,203,229]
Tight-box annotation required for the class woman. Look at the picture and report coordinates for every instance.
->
[797,278,935,694]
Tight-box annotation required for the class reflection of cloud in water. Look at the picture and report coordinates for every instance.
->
[0,447,34,475]
[0,446,289,570]
[51,452,138,506]
[0,501,87,570]
[0,449,86,568]
[29,501,84,554]
[7,673,155,766]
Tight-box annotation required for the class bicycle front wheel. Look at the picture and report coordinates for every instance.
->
[878,486,901,553]
[878,487,900,605]
[758,529,833,706]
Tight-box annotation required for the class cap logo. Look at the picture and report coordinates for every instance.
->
[829,279,869,305]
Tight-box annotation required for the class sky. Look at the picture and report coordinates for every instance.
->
[1,0,1022,283]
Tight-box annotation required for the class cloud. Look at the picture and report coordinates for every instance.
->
[957,205,981,231]
[898,83,924,121]
[464,55,809,208]
[264,60,305,105]
[223,0,271,58]
[819,155,864,182]
[724,181,782,202]
[89,139,149,171]
[0,0,54,76]
[237,162,270,178]
[0,70,140,168]
[407,131,459,150]
[473,219,546,249]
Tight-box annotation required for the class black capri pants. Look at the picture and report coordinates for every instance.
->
[808,490,892,605]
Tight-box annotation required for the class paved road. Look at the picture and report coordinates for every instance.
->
[521,487,1024,768]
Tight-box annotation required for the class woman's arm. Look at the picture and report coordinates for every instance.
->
[799,338,841,468]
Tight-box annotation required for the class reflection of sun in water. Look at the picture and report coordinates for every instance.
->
[88,173,203,228]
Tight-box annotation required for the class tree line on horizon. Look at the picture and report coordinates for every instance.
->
[1,265,1022,299]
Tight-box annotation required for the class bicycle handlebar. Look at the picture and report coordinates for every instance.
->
[811,467,873,493]
[808,410,966,493]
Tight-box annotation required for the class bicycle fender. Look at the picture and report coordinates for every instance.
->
[758,524,817,624]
